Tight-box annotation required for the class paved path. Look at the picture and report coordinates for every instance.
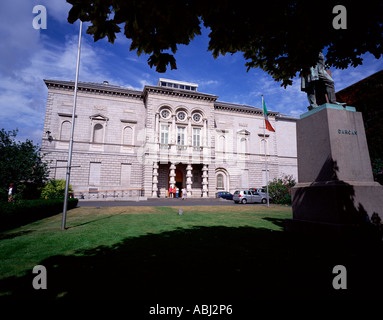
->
[78,198,264,207]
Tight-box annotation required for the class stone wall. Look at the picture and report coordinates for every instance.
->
[41,80,298,198]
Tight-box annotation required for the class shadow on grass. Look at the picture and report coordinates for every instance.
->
[262,217,286,229]
[66,210,125,229]
[1,226,383,300]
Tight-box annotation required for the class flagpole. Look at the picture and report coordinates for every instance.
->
[262,95,270,207]
[62,20,83,230]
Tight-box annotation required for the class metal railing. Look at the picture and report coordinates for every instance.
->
[73,189,145,200]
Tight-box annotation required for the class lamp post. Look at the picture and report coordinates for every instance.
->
[62,20,83,230]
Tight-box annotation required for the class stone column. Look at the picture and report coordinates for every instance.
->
[154,112,159,143]
[202,164,208,197]
[169,162,176,196]
[187,116,192,145]
[171,114,176,144]
[186,164,193,197]
[152,162,159,197]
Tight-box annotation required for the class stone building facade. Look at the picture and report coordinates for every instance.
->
[41,78,297,199]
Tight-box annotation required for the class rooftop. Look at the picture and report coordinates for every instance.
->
[44,78,291,118]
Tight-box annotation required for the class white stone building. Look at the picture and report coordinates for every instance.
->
[41,78,297,199]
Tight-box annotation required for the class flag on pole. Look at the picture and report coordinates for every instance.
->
[262,95,275,132]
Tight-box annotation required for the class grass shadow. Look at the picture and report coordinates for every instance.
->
[262,217,286,229]
[1,226,383,300]
[66,210,125,229]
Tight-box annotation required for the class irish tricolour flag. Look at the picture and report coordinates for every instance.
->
[262,95,275,132]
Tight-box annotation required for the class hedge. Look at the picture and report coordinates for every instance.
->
[0,198,78,231]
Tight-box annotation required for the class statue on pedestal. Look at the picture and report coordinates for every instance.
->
[301,52,345,110]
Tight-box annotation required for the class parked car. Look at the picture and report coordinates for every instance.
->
[216,191,233,200]
[249,187,272,201]
[233,190,267,204]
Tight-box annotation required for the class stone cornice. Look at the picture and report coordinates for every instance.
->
[44,79,293,120]
[214,101,279,117]
[44,79,143,100]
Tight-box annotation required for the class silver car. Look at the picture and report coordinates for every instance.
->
[233,190,267,204]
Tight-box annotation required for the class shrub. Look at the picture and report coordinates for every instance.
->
[268,175,296,205]
[0,198,78,231]
[41,179,72,199]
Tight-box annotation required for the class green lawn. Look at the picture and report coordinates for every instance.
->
[1,204,382,300]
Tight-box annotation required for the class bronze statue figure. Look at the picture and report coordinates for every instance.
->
[301,52,345,110]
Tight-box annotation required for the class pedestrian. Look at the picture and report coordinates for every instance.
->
[176,187,179,198]
[172,187,176,198]
[169,186,173,198]
[8,183,16,202]
[182,188,186,200]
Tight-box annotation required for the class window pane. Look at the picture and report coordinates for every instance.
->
[177,127,185,145]
[161,124,169,144]
[217,174,223,188]
[193,128,200,146]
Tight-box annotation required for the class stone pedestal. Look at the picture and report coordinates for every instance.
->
[287,104,383,238]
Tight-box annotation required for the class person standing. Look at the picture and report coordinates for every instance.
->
[169,186,173,198]
[182,188,186,200]
[8,183,16,202]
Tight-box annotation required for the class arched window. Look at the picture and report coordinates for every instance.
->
[215,169,229,191]
[123,126,133,145]
[216,174,224,189]
[218,135,225,152]
[93,123,104,143]
[260,138,268,155]
[60,121,71,141]
[240,137,247,153]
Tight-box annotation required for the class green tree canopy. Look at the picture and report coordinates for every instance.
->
[0,129,49,199]
[67,0,383,87]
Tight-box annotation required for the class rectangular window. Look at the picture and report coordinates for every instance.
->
[161,124,169,145]
[55,160,67,180]
[89,162,101,186]
[240,169,249,189]
[120,163,132,187]
[177,126,185,145]
[193,128,201,147]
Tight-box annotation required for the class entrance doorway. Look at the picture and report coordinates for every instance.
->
[175,169,183,198]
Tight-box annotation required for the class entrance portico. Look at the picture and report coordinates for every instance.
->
[152,162,209,198]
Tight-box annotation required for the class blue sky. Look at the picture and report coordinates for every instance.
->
[1,0,383,144]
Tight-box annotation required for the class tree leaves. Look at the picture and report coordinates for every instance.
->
[0,129,49,198]
[66,0,383,86]
[148,52,177,73]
